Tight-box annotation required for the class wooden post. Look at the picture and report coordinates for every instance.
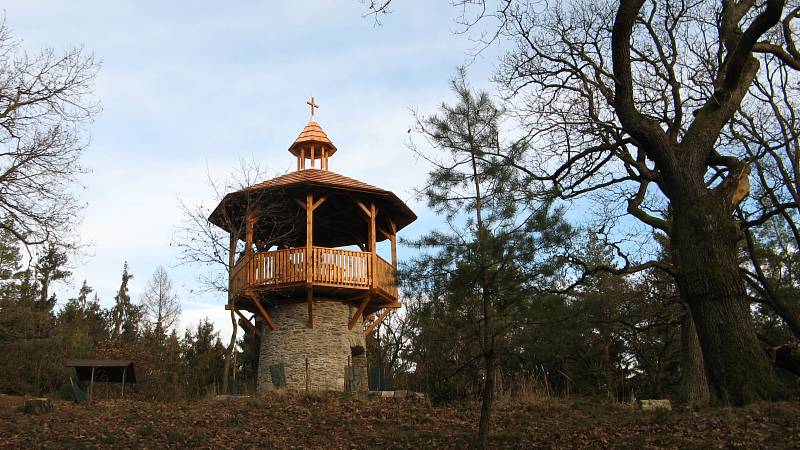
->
[369,202,377,287]
[305,357,310,393]
[245,213,256,256]
[306,193,314,328]
[121,367,126,398]
[311,145,315,167]
[89,367,95,403]
[390,220,397,268]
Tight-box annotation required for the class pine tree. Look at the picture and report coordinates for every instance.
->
[408,71,572,448]
[110,262,142,342]
[34,243,71,305]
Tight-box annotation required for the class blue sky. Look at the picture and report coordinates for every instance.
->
[3,1,506,338]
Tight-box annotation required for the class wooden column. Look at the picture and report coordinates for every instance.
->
[245,214,256,286]
[306,193,314,328]
[370,202,377,287]
[366,203,376,252]
[389,220,397,268]
[245,213,256,256]
[89,367,95,403]
[310,145,315,168]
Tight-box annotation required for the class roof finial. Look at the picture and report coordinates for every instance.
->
[307,97,319,121]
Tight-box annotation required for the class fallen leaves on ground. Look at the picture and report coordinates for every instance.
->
[0,393,797,449]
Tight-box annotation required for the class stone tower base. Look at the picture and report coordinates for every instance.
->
[257,300,368,392]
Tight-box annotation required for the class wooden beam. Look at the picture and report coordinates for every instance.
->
[390,221,397,269]
[294,198,307,210]
[378,227,392,240]
[311,196,327,211]
[364,308,391,337]
[248,292,276,331]
[355,200,371,218]
[234,309,263,337]
[348,295,371,330]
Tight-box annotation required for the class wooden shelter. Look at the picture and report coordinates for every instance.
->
[65,359,136,401]
[208,99,416,392]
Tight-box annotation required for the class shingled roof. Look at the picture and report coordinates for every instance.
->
[288,121,337,157]
[208,168,417,237]
[243,168,385,194]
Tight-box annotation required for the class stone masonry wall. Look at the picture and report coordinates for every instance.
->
[257,299,367,392]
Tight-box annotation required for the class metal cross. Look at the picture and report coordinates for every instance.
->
[307,97,319,120]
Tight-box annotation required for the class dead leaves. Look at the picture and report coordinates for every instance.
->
[0,393,797,449]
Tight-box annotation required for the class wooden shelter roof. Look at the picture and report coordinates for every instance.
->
[208,169,417,247]
[288,121,337,157]
[65,359,137,383]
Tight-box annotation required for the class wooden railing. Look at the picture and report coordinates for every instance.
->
[313,247,371,288]
[373,256,397,298]
[231,246,397,299]
[252,247,307,286]
[231,253,251,296]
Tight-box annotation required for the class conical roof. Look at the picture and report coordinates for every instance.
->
[288,120,337,157]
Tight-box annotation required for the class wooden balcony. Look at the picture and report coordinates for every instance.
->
[231,246,398,301]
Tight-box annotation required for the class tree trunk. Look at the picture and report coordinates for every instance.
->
[477,350,495,450]
[672,200,779,405]
[679,305,710,407]
[40,271,50,304]
[602,338,614,400]
[222,309,237,394]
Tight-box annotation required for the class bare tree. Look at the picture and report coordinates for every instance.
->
[173,159,297,393]
[140,265,181,336]
[722,53,800,339]
[0,16,99,251]
[409,0,800,405]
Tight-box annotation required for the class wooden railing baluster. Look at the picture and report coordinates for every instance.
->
[233,247,394,293]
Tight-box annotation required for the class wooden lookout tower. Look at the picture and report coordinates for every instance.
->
[209,98,416,392]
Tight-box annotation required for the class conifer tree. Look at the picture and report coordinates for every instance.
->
[110,262,142,342]
[408,71,571,448]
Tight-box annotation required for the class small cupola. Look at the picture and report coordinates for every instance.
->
[289,97,337,170]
